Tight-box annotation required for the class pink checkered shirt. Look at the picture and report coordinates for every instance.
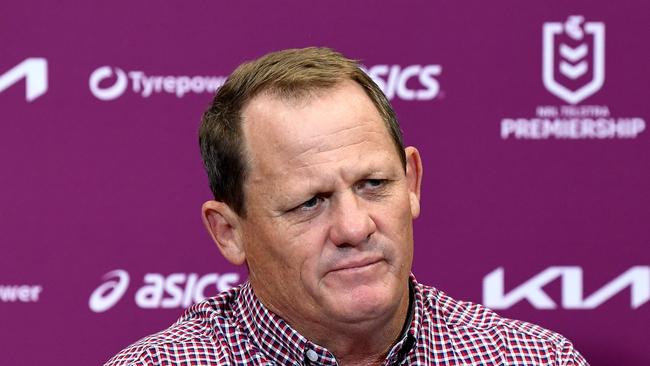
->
[105,275,588,365]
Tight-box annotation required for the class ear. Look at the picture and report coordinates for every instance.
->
[201,200,246,265]
[404,146,423,218]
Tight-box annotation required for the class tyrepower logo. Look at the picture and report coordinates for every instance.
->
[0,284,43,303]
[88,269,241,312]
[0,58,48,102]
[483,266,650,309]
[88,67,128,101]
[365,64,442,101]
[88,66,227,101]
[500,16,646,140]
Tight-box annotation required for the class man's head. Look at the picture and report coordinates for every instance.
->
[199,48,423,340]
[199,47,406,216]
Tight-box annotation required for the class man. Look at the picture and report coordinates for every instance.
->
[106,47,588,365]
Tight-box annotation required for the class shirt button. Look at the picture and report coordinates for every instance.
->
[305,349,318,362]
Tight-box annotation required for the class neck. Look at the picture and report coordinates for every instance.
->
[255,284,411,366]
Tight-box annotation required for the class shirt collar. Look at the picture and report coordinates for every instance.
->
[384,273,422,363]
[234,274,423,365]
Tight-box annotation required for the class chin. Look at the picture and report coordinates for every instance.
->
[324,285,399,323]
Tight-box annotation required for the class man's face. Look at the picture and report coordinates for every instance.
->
[237,80,421,329]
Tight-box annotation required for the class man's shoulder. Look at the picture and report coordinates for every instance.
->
[421,283,563,341]
[104,286,245,366]
[415,282,588,365]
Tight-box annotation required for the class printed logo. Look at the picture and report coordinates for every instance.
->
[89,269,241,312]
[88,66,226,101]
[89,66,128,101]
[499,16,646,140]
[0,58,48,102]
[0,284,43,302]
[88,269,130,312]
[87,64,442,102]
[543,15,605,104]
[483,266,650,309]
[364,64,442,101]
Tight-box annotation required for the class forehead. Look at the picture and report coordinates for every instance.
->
[240,81,398,179]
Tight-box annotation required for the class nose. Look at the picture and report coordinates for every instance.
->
[328,191,377,247]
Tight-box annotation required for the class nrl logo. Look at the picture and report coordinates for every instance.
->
[543,16,605,105]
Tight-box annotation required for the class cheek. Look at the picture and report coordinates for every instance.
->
[288,220,332,281]
[373,193,413,232]
[371,196,414,258]
[258,220,329,277]
[243,219,291,272]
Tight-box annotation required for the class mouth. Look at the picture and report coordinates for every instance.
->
[328,258,383,274]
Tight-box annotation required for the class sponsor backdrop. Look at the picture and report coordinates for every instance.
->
[1,1,648,365]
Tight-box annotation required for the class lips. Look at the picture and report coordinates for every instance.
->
[328,257,383,274]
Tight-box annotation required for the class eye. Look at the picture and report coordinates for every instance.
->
[355,179,390,200]
[296,196,323,211]
[359,179,386,190]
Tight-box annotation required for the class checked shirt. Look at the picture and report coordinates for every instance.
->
[105,275,589,365]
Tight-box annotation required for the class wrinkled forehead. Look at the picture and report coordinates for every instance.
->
[239,81,393,173]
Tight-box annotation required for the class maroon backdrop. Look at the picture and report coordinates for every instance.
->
[1,1,648,365]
